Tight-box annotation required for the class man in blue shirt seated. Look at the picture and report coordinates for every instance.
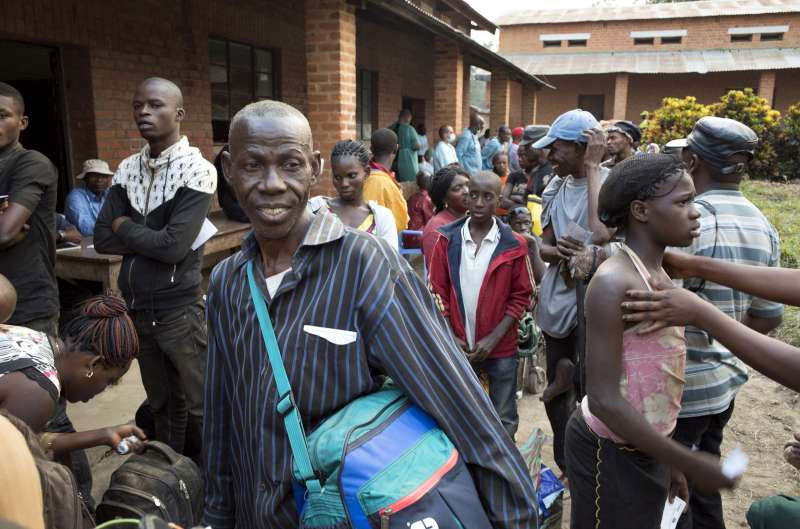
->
[64,159,113,236]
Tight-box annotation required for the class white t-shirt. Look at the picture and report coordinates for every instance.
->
[459,218,500,348]
[265,269,292,297]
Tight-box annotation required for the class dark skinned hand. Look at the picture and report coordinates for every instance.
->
[468,333,500,363]
[454,336,470,355]
[111,216,131,233]
[684,450,737,496]
[622,277,711,333]
[106,424,148,454]
[582,128,607,166]
[669,468,690,513]
[784,431,800,470]
[556,235,584,260]
[663,250,699,279]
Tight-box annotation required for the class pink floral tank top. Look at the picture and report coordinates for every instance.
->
[582,244,686,443]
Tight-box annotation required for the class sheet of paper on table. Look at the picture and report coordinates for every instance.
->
[192,218,218,251]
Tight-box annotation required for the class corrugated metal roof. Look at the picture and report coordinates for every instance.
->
[496,0,800,25]
[503,47,800,75]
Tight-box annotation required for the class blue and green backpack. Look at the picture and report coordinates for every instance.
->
[248,261,491,529]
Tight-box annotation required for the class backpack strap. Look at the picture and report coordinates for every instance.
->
[246,260,322,494]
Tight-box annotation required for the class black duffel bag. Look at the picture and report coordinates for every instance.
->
[95,441,203,526]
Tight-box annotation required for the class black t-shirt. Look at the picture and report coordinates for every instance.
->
[507,162,553,203]
[0,144,59,324]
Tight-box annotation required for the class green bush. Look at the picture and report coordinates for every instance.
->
[640,89,792,180]
[709,89,783,180]
[640,95,711,146]
[777,103,800,181]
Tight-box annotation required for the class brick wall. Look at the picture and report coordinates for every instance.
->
[499,13,800,54]
[508,79,523,128]
[534,74,617,124]
[357,16,436,144]
[2,0,306,178]
[774,70,800,113]
[626,71,761,121]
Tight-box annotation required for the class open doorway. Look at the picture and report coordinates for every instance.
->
[1,40,71,211]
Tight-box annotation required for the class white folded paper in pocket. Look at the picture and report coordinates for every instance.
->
[191,218,218,251]
[303,325,358,346]
[660,497,686,529]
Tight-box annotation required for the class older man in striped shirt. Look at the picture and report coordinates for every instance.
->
[203,100,538,528]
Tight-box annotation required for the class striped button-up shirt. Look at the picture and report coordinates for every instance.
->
[676,189,783,418]
[203,210,537,528]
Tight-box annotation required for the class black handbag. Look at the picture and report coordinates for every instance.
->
[95,441,203,526]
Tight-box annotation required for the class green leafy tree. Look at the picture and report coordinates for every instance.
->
[777,103,800,180]
[640,95,712,146]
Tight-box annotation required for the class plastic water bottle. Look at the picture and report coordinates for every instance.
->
[116,435,140,455]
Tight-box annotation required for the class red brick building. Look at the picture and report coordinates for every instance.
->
[2,0,547,202]
[497,0,800,125]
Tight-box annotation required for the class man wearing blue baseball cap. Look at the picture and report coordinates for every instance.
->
[534,109,614,476]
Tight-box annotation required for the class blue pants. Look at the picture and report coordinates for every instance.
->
[475,356,519,440]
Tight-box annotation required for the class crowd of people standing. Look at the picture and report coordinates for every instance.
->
[0,73,798,529]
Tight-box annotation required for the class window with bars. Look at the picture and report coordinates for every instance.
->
[356,69,378,142]
[209,38,276,143]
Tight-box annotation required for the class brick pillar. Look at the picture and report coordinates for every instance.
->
[462,63,472,132]
[758,70,777,107]
[522,83,537,125]
[612,73,629,120]
[433,37,464,135]
[490,69,511,129]
[305,0,357,195]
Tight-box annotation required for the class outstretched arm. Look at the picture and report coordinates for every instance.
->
[623,281,800,393]
[664,250,800,306]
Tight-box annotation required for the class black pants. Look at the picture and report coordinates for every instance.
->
[132,301,207,463]
[543,330,578,474]
[566,410,669,529]
[674,400,736,529]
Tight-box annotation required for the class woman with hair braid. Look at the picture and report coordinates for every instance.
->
[0,293,145,457]
[309,139,398,250]
[420,165,470,268]
[566,154,734,528]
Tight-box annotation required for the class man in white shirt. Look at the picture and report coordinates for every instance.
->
[433,124,458,172]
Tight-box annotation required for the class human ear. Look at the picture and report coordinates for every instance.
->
[630,199,648,223]
[20,115,29,131]
[175,107,185,123]
[310,151,321,186]
[221,150,233,184]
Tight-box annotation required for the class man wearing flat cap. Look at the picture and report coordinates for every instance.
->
[670,116,783,529]
[602,120,641,169]
[500,125,554,211]
[64,159,113,236]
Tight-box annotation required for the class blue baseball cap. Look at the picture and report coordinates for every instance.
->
[532,109,599,149]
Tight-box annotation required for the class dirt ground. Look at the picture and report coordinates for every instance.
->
[517,370,800,528]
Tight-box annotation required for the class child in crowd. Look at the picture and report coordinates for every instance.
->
[0,293,145,455]
[566,154,733,529]
[492,151,510,216]
[419,149,434,177]
[421,166,470,268]
[507,206,546,284]
[407,171,434,232]
[429,171,534,440]
[309,140,397,251]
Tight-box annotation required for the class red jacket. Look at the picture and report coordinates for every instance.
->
[428,218,534,360]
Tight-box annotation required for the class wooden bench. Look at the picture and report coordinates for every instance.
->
[55,211,250,292]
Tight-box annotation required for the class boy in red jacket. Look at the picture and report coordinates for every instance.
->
[429,171,534,439]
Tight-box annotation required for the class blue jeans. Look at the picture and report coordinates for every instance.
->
[475,356,519,440]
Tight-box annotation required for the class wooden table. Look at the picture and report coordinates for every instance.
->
[55,212,251,292]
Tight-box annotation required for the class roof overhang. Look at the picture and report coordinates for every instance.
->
[363,0,553,89]
[502,47,800,75]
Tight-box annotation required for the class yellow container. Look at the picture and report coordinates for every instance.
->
[527,195,543,236]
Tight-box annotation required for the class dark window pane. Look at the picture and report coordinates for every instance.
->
[255,48,272,72]
[568,39,587,47]
[230,42,251,68]
[211,90,229,120]
[209,39,227,66]
[634,37,654,45]
[661,36,682,44]
[543,40,561,47]
[210,64,228,88]
[230,92,252,115]
[760,32,783,41]
[230,67,252,95]
[731,33,753,42]
[256,72,273,98]
[212,120,230,143]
